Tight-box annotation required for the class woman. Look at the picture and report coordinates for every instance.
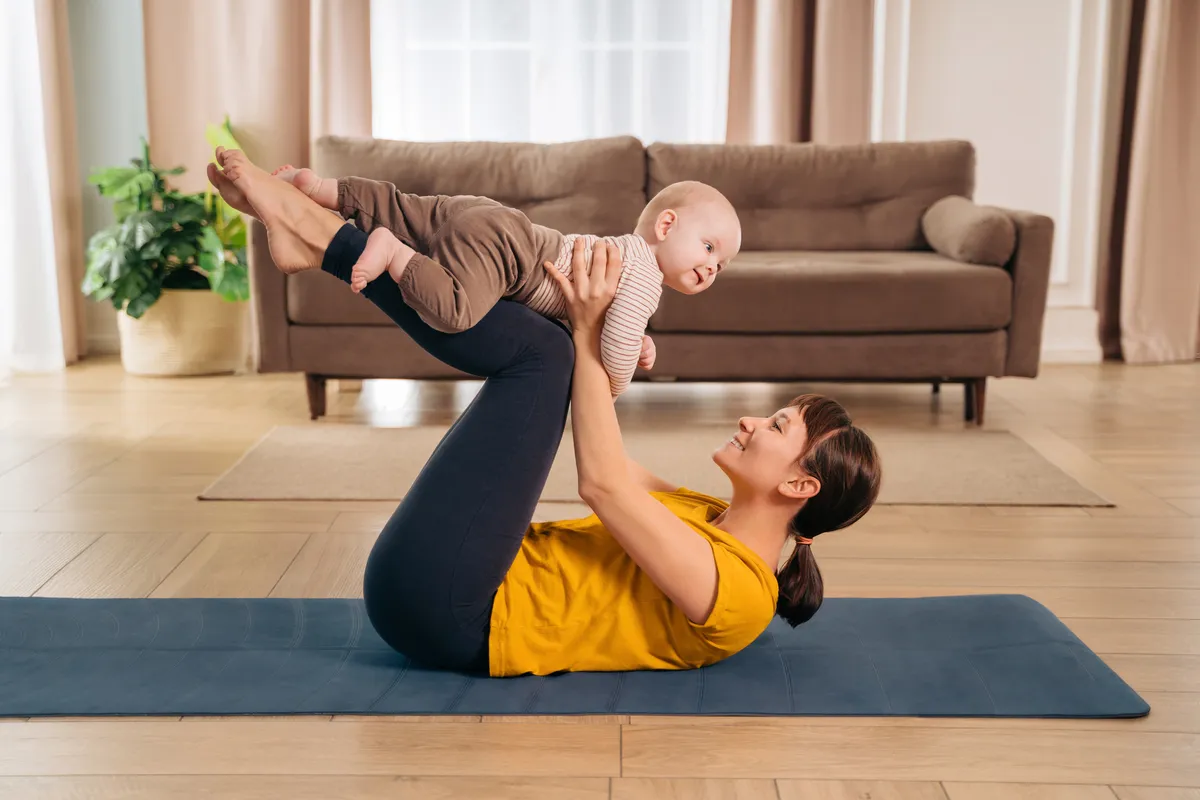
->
[207,150,882,678]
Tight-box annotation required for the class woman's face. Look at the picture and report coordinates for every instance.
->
[712,406,812,496]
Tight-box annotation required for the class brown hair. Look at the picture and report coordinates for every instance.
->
[776,394,882,627]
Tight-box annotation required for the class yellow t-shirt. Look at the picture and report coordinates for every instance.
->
[488,487,779,677]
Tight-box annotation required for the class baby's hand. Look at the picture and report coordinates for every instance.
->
[638,334,656,371]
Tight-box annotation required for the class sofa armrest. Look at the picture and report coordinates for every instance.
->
[249,218,291,372]
[1001,210,1055,377]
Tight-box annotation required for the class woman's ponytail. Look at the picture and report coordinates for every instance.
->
[775,395,882,627]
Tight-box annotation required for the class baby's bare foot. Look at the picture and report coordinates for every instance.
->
[271,165,338,210]
[212,147,343,274]
[351,228,413,293]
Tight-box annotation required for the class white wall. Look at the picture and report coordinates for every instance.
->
[873,0,1117,363]
[67,0,149,354]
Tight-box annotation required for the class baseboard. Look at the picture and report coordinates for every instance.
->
[1041,306,1103,364]
[87,333,121,355]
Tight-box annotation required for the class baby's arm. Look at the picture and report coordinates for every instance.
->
[599,257,662,397]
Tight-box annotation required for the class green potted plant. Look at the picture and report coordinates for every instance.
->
[81,124,250,376]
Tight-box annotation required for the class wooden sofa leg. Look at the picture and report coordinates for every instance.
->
[931,379,942,395]
[964,378,987,426]
[306,374,327,420]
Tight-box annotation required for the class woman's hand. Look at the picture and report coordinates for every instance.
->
[543,238,622,335]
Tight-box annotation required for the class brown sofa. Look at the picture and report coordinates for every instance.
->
[249,136,1054,425]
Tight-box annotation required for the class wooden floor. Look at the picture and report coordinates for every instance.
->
[1,358,1199,800]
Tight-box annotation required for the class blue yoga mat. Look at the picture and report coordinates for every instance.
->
[0,595,1148,718]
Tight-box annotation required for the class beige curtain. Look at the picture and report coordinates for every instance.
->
[142,0,372,194]
[811,0,874,145]
[1101,0,1200,363]
[34,0,87,364]
[726,0,873,145]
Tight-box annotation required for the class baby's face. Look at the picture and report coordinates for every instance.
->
[653,203,741,295]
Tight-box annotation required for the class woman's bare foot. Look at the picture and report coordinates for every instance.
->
[213,147,344,274]
[272,165,339,210]
[207,162,256,219]
[351,228,415,293]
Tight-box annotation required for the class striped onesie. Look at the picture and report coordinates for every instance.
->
[335,177,664,396]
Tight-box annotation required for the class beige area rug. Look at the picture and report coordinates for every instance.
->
[200,425,1110,507]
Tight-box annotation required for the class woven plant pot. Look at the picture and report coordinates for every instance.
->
[117,289,247,376]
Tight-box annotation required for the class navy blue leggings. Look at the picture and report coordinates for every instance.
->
[320,224,574,672]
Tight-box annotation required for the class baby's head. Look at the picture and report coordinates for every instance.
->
[635,181,741,295]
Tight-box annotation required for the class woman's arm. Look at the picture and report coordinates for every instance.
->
[626,457,678,493]
[544,241,719,624]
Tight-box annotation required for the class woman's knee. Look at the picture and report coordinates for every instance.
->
[520,313,574,375]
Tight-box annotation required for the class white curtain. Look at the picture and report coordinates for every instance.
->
[371,0,731,144]
[0,0,66,382]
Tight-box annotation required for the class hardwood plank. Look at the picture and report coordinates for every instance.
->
[485,715,631,724]
[776,781,949,800]
[989,506,1092,517]
[0,533,99,596]
[1068,620,1200,655]
[899,514,1199,536]
[819,559,1200,590]
[0,719,619,777]
[0,776,611,799]
[150,533,309,598]
[624,690,1185,734]
[1101,656,1200,692]
[65,474,223,495]
[624,691,1195,732]
[0,507,333,534]
[270,533,373,598]
[0,433,63,476]
[1167,499,1200,515]
[942,784,1118,799]
[37,492,377,514]
[0,435,143,512]
[824,586,1200,619]
[814,532,1200,562]
[621,723,1200,784]
[613,778,778,799]
[1113,788,1200,800]
[332,715,482,723]
[35,532,205,597]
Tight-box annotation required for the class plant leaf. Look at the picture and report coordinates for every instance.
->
[124,282,163,319]
[205,117,244,153]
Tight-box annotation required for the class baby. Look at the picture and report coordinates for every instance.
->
[271,167,741,396]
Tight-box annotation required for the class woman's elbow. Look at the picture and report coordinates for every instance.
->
[577,480,611,505]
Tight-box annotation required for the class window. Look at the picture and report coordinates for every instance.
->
[370,0,731,144]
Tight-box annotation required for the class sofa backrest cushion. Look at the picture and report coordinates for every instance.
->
[314,135,646,236]
[647,140,976,251]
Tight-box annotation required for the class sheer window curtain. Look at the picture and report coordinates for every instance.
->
[0,0,69,382]
[370,0,731,144]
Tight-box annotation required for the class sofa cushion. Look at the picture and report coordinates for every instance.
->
[648,251,1012,335]
[314,134,645,236]
[647,140,975,251]
[922,195,1017,266]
